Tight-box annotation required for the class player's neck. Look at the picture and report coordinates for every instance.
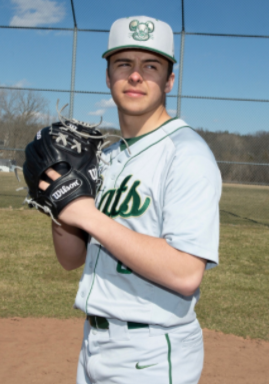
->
[118,106,172,139]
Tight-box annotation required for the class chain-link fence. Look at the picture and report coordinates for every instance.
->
[1,0,269,208]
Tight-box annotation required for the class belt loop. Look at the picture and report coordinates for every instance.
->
[108,319,130,341]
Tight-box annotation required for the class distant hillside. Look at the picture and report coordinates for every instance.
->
[196,129,269,184]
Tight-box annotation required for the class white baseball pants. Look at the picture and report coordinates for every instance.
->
[77,318,204,384]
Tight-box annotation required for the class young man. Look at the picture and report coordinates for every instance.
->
[41,16,221,384]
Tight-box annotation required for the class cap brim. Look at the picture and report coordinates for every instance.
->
[102,45,177,63]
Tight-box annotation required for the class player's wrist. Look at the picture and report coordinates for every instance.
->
[78,205,112,240]
[78,203,103,234]
[56,197,96,229]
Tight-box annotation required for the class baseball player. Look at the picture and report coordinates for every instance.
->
[40,16,222,384]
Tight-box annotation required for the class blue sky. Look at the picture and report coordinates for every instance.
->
[1,0,269,134]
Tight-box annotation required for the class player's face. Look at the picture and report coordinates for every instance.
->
[106,50,175,116]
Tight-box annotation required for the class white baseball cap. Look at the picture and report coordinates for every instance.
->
[102,16,177,63]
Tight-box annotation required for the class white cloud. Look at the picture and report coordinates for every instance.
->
[95,98,116,109]
[100,120,118,128]
[55,30,72,37]
[37,30,51,36]
[168,109,177,117]
[88,109,105,116]
[88,98,116,117]
[32,111,49,120]
[10,0,65,27]
[13,79,30,88]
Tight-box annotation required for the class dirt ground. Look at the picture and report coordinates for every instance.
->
[0,318,268,384]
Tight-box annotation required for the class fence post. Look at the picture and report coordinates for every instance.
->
[69,0,78,119]
[176,30,185,118]
[69,26,77,119]
[177,0,186,118]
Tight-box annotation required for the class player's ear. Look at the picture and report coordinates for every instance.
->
[106,69,111,89]
[164,72,175,94]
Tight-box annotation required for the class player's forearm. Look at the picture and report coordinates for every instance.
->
[75,204,206,296]
[52,221,87,271]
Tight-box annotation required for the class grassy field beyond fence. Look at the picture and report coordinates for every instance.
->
[0,173,269,340]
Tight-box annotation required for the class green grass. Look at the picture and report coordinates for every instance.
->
[0,210,84,318]
[196,184,269,340]
[0,182,269,340]
[196,225,269,340]
[0,170,29,209]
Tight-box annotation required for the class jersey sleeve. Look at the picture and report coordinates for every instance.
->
[161,145,222,269]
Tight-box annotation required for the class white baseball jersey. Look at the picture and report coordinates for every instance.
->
[74,118,222,327]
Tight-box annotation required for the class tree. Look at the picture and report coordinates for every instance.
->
[0,89,52,165]
[0,89,51,149]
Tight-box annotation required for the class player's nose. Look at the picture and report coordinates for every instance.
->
[128,67,143,83]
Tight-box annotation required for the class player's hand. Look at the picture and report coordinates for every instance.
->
[39,168,97,228]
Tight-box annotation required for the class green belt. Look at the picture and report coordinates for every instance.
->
[87,315,149,330]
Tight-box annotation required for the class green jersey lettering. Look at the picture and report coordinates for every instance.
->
[98,175,151,219]
[120,180,151,218]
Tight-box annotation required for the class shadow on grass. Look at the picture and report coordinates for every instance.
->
[220,209,269,228]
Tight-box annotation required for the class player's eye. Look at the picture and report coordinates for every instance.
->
[146,64,157,70]
[118,62,131,67]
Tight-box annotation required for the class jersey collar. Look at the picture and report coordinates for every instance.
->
[116,118,189,161]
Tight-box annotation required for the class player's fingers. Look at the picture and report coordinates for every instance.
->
[45,167,61,181]
[39,180,50,190]
[38,168,61,190]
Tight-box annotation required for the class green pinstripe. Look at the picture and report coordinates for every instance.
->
[85,245,101,312]
[165,334,172,384]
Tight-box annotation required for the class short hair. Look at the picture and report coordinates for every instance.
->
[167,60,174,80]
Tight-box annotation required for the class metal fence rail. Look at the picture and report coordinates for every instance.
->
[1,0,269,187]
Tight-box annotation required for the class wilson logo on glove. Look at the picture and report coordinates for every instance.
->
[88,168,98,181]
[36,130,42,140]
[51,179,82,201]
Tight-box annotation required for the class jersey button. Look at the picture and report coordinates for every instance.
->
[80,291,85,298]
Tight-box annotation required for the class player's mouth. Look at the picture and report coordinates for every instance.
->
[123,89,146,98]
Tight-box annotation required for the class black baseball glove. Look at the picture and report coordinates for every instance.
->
[23,112,104,225]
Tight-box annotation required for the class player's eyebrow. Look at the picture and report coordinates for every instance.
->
[142,59,162,64]
[113,58,132,63]
[113,58,163,65]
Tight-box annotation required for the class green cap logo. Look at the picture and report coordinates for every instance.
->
[129,20,155,41]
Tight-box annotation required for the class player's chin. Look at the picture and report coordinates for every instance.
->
[118,102,154,116]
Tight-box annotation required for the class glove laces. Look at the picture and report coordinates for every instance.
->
[14,167,62,225]
[56,100,132,163]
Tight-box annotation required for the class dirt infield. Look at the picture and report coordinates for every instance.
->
[0,318,268,384]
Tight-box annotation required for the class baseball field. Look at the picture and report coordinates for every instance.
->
[0,170,268,383]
